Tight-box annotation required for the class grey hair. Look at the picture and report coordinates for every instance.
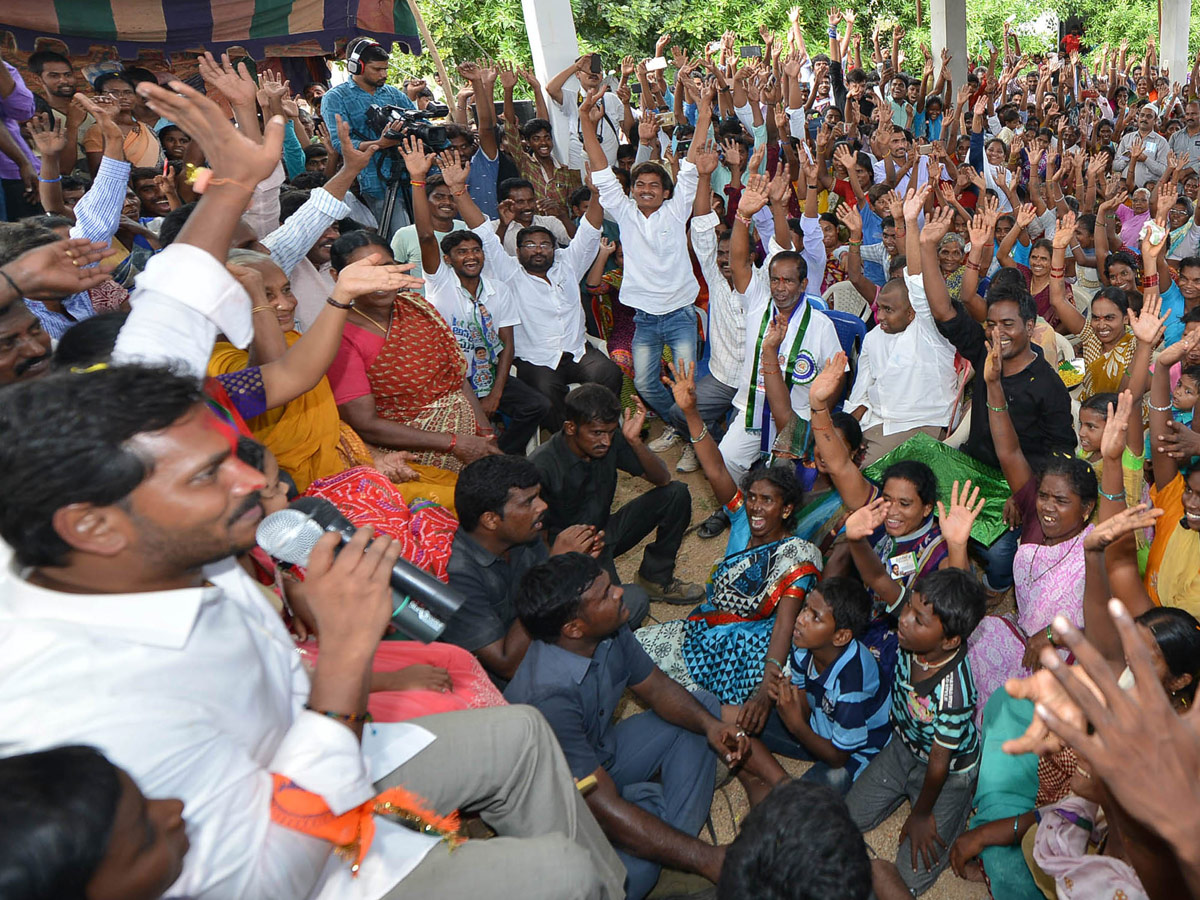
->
[226,248,278,269]
[939,232,966,250]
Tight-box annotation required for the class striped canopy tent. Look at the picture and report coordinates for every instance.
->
[0,0,421,59]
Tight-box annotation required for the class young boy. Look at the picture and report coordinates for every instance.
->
[759,577,892,796]
[505,553,788,900]
[845,568,987,896]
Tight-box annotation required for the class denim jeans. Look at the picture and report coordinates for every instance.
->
[632,307,697,433]
[972,526,1020,592]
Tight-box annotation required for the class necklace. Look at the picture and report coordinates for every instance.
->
[912,650,954,672]
[1026,531,1084,585]
[352,306,391,336]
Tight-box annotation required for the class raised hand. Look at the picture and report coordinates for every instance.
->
[1051,210,1077,249]
[197,51,259,109]
[27,113,67,157]
[437,149,471,191]
[693,138,721,176]
[336,114,380,172]
[638,109,660,145]
[498,61,519,91]
[664,360,697,412]
[0,238,116,301]
[835,200,863,237]
[761,313,787,356]
[1098,390,1135,461]
[1015,202,1037,229]
[809,351,847,406]
[982,339,1003,384]
[738,172,771,217]
[397,133,434,179]
[330,253,423,303]
[920,205,955,245]
[622,395,649,444]
[72,92,118,124]
[579,87,608,125]
[845,498,889,541]
[1083,503,1163,552]
[937,480,986,548]
[902,183,932,222]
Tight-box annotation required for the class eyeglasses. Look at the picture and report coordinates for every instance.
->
[519,242,556,251]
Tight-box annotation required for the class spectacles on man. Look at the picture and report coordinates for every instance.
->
[519,241,556,251]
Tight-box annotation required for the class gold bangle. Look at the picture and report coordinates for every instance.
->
[251,305,275,314]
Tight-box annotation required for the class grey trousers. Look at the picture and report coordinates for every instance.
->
[378,705,626,900]
[859,424,943,467]
[845,735,977,896]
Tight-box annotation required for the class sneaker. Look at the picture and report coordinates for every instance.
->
[648,428,683,452]
[675,444,699,472]
[697,509,730,539]
[636,574,705,606]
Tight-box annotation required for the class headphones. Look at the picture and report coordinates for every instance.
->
[345,37,381,76]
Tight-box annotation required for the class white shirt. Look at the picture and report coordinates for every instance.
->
[593,160,700,316]
[550,89,624,173]
[690,212,744,386]
[846,269,958,435]
[732,275,844,421]
[289,256,335,331]
[499,214,570,256]
[86,244,439,899]
[425,258,521,396]
[475,216,602,368]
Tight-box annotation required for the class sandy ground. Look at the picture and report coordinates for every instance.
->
[612,424,989,900]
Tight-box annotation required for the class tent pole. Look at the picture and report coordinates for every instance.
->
[403,0,456,106]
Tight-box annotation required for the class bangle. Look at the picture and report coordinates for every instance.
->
[410,180,427,186]
[965,260,980,271]
[1013,816,1022,836]
[766,656,786,671]
[760,366,782,375]
[203,175,256,195]
[689,424,709,444]
[810,405,828,414]
[452,187,467,196]
[736,212,753,226]
[38,175,62,183]
[447,433,458,454]
[1098,488,1126,501]
[0,269,21,298]
[251,305,275,314]
[1142,275,1160,288]
[849,239,863,246]
[304,704,373,725]
[1147,399,1173,412]
[828,28,840,39]
[807,183,819,190]
[1045,624,1057,648]
[986,401,1009,412]
[326,295,353,310]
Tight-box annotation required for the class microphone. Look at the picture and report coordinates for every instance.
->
[256,498,463,642]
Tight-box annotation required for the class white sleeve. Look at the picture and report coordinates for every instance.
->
[559,218,603,283]
[474,219,524,284]
[846,336,873,410]
[593,164,634,225]
[243,162,288,240]
[733,103,756,134]
[690,212,724,288]
[799,216,827,290]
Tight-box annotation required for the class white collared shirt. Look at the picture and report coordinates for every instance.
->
[498,214,570,257]
[689,212,744,386]
[474,216,601,369]
[847,269,958,434]
[425,259,521,396]
[732,275,844,419]
[593,160,700,316]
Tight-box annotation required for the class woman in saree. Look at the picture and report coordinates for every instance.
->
[636,361,822,738]
[239,438,506,722]
[326,230,500,510]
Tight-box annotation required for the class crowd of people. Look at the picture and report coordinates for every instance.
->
[4,12,1200,900]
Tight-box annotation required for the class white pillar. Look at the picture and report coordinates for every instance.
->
[1161,0,1192,87]
[521,0,580,165]
[930,0,968,92]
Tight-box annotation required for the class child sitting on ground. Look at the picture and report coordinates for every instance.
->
[758,576,892,796]
[843,565,987,896]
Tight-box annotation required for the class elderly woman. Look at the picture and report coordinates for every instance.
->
[1168,195,1195,256]
[1116,188,1152,248]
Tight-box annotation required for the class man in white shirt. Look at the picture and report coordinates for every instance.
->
[443,152,623,432]
[1169,100,1200,175]
[0,79,625,900]
[1114,106,1169,189]
[545,55,624,174]
[496,177,572,256]
[403,143,550,453]
[389,172,466,296]
[720,178,843,481]
[585,86,706,454]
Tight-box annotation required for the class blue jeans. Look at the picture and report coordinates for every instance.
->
[632,307,697,433]
[973,526,1020,592]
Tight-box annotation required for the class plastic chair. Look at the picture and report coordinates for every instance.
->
[821,309,868,365]
[821,280,872,321]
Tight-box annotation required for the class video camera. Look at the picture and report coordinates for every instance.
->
[366,102,451,151]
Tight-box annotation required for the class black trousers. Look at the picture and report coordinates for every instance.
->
[1,179,40,222]
[494,375,551,455]
[515,346,624,433]
[600,480,692,586]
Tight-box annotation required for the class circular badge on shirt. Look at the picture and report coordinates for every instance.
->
[792,350,817,384]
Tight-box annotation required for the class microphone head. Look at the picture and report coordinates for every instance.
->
[256,508,328,566]
[290,496,348,530]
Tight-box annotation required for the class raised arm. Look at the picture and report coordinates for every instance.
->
[667,361,738,505]
[1048,212,1086,333]
[981,337,1034,493]
[731,173,769,293]
[808,353,874,509]
[397,136,440,275]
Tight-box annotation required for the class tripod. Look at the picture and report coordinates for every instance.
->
[376,149,413,236]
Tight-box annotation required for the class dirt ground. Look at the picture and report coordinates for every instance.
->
[613,423,989,900]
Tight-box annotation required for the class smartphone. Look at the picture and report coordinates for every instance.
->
[984,40,995,54]
[630,82,643,94]
[917,144,933,156]
[740,45,762,58]
[589,54,603,75]
[646,56,668,72]
[658,111,676,127]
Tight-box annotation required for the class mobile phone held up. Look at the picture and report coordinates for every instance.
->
[589,54,603,75]
[740,45,762,58]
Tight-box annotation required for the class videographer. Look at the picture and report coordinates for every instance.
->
[321,37,417,239]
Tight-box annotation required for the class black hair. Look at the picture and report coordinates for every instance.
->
[27,50,72,75]
[440,230,483,254]
[357,43,390,66]
[122,67,158,87]
[289,172,328,191]
[156,201,197,247]
[0,364,203,566]
[1080,391,1120,417]
[819,576,871,638]
[1181,365,1200,387]
[521,117,553,139]
[1075,212,1096,233]
[717,780,871,900]
[279,190,311,224]
[830,410,864,455]
[0,746,124,900]
[880,459,938,507]
[1104,250,1141,280]
[514,225,556,247]
[985,273,1038,323]
[20,214,73,231]
[568,185,592,208]
[1137,607,1200,703]
[516,552,605,642]
[235,435,267,471]
[768,250,808,283]
[330,229,392,271]
[62,173,91,194]
[1179,256,1200,277]
[93,71,133,95]
[498,177,535,202]
[303,144,329,160]
[1091,285,1129,316]
[912,568,986,641]
[1037,456,1098,515]
[455,454,541,531]
[564,383,621,426]
[0,221,59,267]
[129,166,161,188]
[1184,306,1200,326]
[1029,238,1054,259]
[53,311,127,369]
[629,161,674,195]
[740,462,802,530]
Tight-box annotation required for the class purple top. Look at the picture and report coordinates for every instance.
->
[0,62,38,180]
[215,366,268,422]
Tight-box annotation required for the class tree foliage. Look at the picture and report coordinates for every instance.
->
[392,0,1189,91]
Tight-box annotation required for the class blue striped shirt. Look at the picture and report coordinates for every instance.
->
[891,645,980,773]
[321,80,415,199]
[790,639,892,779]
